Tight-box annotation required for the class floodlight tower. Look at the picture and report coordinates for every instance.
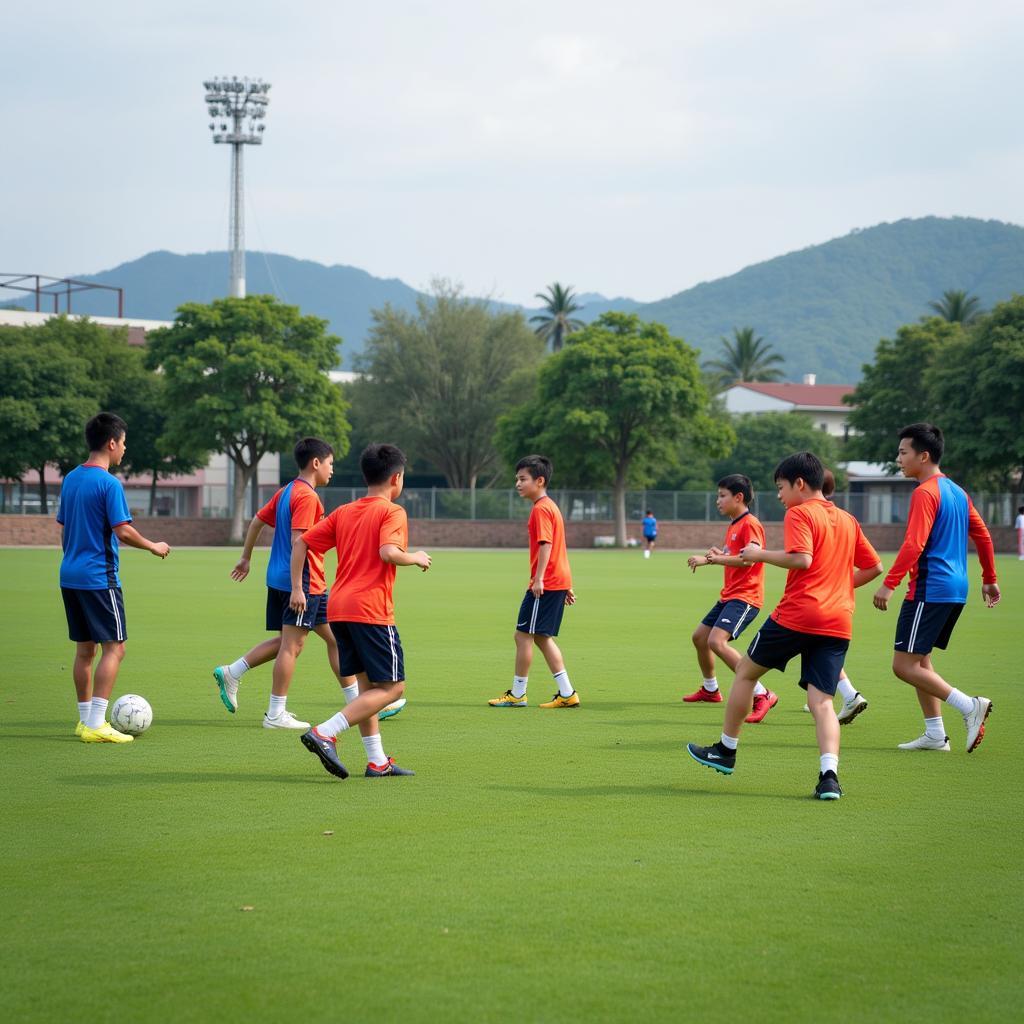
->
[203,77,271,298]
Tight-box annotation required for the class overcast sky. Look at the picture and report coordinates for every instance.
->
[3,1,1021,305]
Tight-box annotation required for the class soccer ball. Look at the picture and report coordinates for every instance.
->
[110,694,153,736]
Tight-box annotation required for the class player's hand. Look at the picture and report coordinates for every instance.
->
[289,588,307,616]
[531,579,545,598]
[982,583,1000,607]
[151,541,171,559]
[707,546,725,557]
[739,542,762,562]
[413,550,432,572]
[686,555,703,572]
[564,589,576,606]
[873,584,894,611]
[230,556,250,581]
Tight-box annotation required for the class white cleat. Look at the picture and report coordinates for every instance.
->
[963,697,992,753]
[213,666,239,713]
[897,733,950,751]
[263,710,311,730]
[837,692,868,725]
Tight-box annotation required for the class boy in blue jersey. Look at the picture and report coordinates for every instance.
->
[872,423,1000,753]
[58,413,170,743]
[642,510,658,559]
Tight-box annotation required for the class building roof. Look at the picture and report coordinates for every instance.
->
[727,381,854,410]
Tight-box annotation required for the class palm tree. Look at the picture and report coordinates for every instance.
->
[704,326,785,384]
[530,283,584,352]
[927,289,983,325]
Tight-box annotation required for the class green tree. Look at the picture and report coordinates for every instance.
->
[703,326,785,386]
[530,282,584,352]
[927,289,983,325]
[496,312,713,545]
[355,282,544,490]
[145,295,350,542]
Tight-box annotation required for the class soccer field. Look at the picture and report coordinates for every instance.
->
[2,547,1021,1023]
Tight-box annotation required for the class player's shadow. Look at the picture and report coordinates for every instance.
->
[59,771,339,787]
[485,783,811,802]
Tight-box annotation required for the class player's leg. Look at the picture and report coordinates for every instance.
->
[683,607,726,703]
[313,623,360,704]
[79,640,133,743]
[490,592,537,706]
[835,667,868,724]
[73,642,96,729]
[807,683,842,800]
[263,625,311,729]
[535,634,578,707]
[212,589,286,712]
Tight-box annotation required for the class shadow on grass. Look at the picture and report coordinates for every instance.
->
[59,771,340,787]
[484,782,812,801]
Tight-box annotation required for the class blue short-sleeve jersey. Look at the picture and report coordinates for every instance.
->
[57,464,133,589]
[642,515,658,537]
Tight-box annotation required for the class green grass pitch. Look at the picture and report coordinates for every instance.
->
[1,547,1021,1022]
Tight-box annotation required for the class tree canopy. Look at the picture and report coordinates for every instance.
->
[530,283,584,352]
[703,326,785,385]
[927,289,983,325]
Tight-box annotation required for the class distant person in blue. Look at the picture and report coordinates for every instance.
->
[58,412,170,744]
[642,510,658,559]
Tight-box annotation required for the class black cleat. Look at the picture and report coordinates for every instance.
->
[300,729,349,779]
[814,770,843,800]
[686,741,736,775]
[365,758,415,777]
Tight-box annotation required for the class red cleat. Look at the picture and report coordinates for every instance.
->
[745,690,779,723]
[682,687,723,703]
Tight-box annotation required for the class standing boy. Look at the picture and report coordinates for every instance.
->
[683,474,776,722]
[212,437,359,730]
[686,452,882,799]
[58,412,170,743]
[293,444,430,779]
[642,509,658,558]
[872,423,999,753]
[1016,505,1024,560]
[489,455,578,708]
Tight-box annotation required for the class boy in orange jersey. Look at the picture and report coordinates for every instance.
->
[291,443,430,779]
[489,454,578,708]
[684,474,776,723]
[687,452,883,800]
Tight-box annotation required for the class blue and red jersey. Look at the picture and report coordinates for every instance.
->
[884,475,996,603]
[57,464,133,590]
[257,479,326,595]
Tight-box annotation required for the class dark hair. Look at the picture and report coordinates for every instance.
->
[85,412,127,452]
[360,443,407,485]
[899,422,944,464]
[774,451,825,491]
[294,437,333,470]
[822,468,836,498]
[516,454,553,486]
[717,473,753,505]
[1018,505,1024,515]
[645,509,654,516]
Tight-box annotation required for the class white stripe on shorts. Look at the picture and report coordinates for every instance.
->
[907,601,925,654]
[529,596,540,633]
[747,628,761,657]
[108,589,124,641]
[387,625,397,681]
[731,604,752,639]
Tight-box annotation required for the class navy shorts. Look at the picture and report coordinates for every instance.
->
[330,622,405,682]
[266,587,328,631]
[745,617,849,695]
[516,589,567,636]
[62,587,127,643]
[895,599,963,655]
[701,599,760,639]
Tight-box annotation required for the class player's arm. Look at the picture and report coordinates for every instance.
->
[967,501,1000,607]
[739,543,811,570]
[112,522,170,559]
[230,516,266,581]
[875,487,937,609]
[380,544,431,571]
[288,536,310,615]
[532,542,551,596]
[854,563,884,588]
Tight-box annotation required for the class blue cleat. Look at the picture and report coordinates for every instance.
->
[300,729,349,780]
[814,771,843,800]
[686,741,735,775]
[365,758,415,777]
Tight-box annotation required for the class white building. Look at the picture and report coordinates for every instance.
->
[721,374,854,438]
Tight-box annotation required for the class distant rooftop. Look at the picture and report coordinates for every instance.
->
[726,381,854,410]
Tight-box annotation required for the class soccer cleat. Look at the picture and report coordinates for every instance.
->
[745,690,779,724]
[80,722,134,744]
[682,687,722,703]
[540,691,580,709]
[488,690,528,707]
[75,721,86,737]
[365,757,415,777]
[263,710,311,730]
[802,704,810,713]
[897,733,950,751]
[378,697,407,721]
[213,666,239,713]
[814,770,843,800]
[685,741,735,774]
[837,692,868,725]
[300,729,349,779]
[964,697,992,753]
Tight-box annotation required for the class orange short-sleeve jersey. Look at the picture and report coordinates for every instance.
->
[771,499,880,639]
[528,496,572,590]
[301,495,408,625]
[719,511,765,606]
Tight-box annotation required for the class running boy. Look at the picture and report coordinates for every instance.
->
[684,474,776,723]
[686,452,882,799]
[58,412,170,743]
[872,423,999,753]
[642,509,658,558]
[293,443,429,778]
[489,454,578,708]
[212,437,359,730]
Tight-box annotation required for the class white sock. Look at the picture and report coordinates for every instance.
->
[268,694,287,718]
[703,677,719,693]
[924,716,946,740]
[720,732,738,751]
[837,675,857,703]
[77,700,91,723]
[644,549,650,558]
[316,711,350,739]
[553,670,573,698]
[511,675,528,698]
[945,688,974,717]
[820,753,839,775]
[362,732,386,766]
[228,657,250,680]
[87,697,108,730]
[342,683,359,704]
[753,682,767,697]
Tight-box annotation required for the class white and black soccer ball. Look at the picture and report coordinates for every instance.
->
[110,694,153,736]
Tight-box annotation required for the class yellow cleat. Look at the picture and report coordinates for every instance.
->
[488,690,528,707]
[75,721,86,737]
[80,722,134,744]
[540,692,580,709]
